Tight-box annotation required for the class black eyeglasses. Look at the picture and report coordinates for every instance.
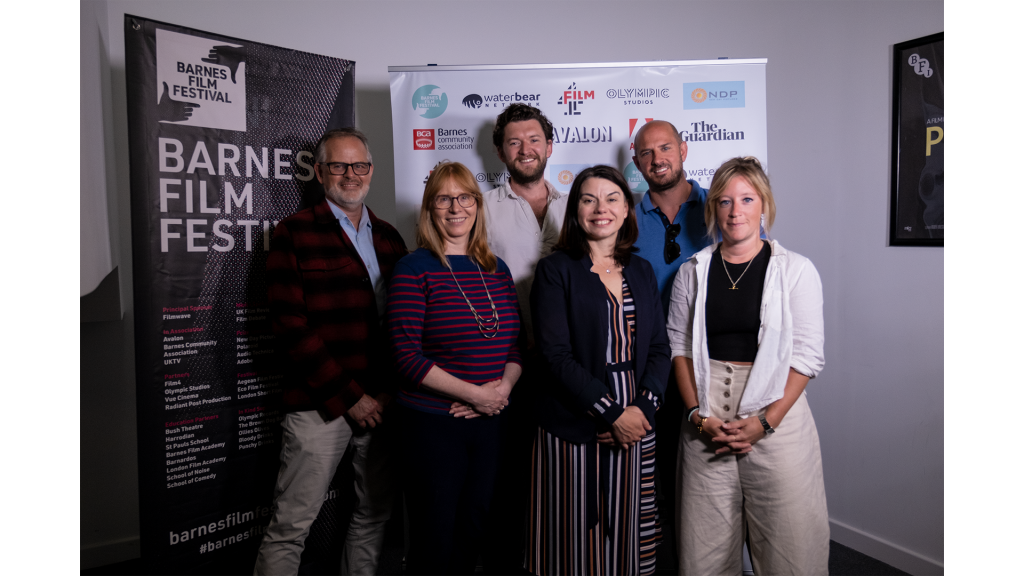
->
[664,223,681,264]
[322,162,372,176]
[433,194,476,209]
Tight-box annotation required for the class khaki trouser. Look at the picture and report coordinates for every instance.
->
[254,410,398,576]
[677,360,829,576]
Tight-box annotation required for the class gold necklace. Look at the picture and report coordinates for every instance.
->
[721,244,759,290]
[449,262,500,338]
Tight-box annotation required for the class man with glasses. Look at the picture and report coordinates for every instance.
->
[255,128,408,575]
[631,120,711,570]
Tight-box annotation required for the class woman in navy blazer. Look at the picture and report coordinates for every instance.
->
[525,165,670,576]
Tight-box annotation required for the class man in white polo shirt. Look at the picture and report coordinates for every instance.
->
[483,103,568,346]
[480,102,567,573]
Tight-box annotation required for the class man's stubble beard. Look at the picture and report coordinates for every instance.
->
[645,165,686,194]
[507,155,548,186]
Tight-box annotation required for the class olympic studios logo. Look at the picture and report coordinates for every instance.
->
[606,87,669,106]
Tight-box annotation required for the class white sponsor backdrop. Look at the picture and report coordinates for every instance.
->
[389,59,767,243]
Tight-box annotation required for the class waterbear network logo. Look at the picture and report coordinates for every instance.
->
[547,164,594,193]
[683,81,745,110]
[412,85,448,118]
[155,28,247,131]
[463,91,542,109]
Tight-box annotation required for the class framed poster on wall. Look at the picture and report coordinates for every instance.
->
[889,32,943,246]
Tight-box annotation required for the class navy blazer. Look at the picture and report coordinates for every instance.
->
[530,250,671,444]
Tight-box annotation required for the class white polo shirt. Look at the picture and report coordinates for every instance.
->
[483,180,568,346]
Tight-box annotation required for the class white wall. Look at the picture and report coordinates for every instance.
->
[81,1,944,572]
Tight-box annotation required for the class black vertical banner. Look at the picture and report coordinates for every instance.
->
[124,15,354,573]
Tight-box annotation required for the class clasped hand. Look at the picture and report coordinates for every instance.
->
[449,379,510,419]
[597,406,650,450]
[706,416,766,454]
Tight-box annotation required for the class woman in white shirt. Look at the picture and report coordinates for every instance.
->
[666,157,828,575]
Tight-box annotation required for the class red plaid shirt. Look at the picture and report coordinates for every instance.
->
[267,199,408,419]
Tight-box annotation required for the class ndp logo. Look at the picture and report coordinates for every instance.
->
[413,129,435,151]
[683,81,745,110]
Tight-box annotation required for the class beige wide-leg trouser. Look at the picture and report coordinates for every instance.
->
[676,360,829,576]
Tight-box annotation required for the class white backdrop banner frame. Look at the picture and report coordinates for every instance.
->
[389,59,767,245]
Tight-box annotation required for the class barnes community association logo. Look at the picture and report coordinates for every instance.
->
[413,85,448,118]
[463,91,542,109]
[155,28,247,131]
[414,129,435,150]
[683,81,745,110]
[557,83,594,116]
[548,164,594,193]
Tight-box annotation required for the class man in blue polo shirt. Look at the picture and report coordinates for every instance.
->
[631,120,711,570]
[632,120,711,310]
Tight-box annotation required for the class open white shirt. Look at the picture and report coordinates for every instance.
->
[665,240,825,417]
[483,181,568,346]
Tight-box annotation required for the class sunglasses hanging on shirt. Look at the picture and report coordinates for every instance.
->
[664,223,681,264]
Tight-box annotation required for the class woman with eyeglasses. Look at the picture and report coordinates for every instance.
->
[527,165,671,576]
[386,161,523,575]
[666,157,828,575]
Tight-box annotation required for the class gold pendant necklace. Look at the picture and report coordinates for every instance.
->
[722,246,757,290]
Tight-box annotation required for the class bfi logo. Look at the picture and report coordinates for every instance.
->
[414,129,435,150]
[557,83,595,116]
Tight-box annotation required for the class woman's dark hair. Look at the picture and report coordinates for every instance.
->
[553,165,639,266]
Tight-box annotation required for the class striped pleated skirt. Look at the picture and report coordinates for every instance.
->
[525,280,661,575]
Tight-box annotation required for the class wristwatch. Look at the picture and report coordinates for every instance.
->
[758,414,775,435]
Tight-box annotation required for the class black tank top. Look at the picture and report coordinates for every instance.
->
[705,241,770,362]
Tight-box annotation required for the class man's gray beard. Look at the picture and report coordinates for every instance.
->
[508,157,547,186]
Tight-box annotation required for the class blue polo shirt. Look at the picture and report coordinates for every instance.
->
[633,180,711,314]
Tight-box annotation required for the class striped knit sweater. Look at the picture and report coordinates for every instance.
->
[387,248,522,414]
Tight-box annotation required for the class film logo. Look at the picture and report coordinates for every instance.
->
[413,85,448,119]
[414,129,435,150]
[683,81,745,110]
[557,83,594,116]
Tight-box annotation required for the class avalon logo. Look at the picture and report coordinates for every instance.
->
[412,85,448,118]
[462,94,483,109]
[413,129,435,150]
